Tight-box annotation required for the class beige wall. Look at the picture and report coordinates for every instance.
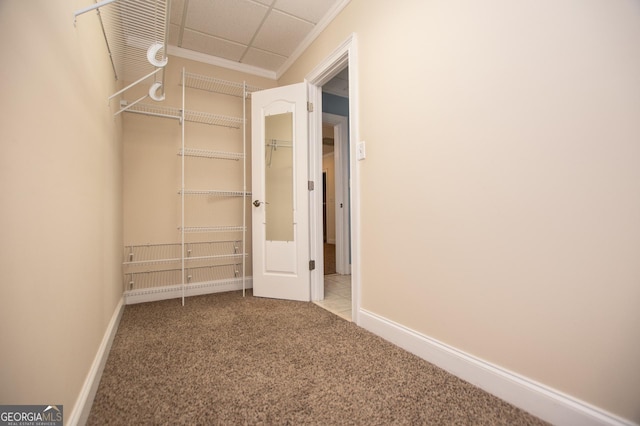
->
[280,0,640,422]
[0,0,123,418]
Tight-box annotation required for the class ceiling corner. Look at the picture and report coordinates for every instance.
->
[275,0,351,80]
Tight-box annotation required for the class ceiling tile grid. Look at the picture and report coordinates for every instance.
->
[184,0,268,44]
[243,48,287,71]
[168,0,348,75]
[181,29,247,61]
[252,10,314,57]
[274,0,338,23]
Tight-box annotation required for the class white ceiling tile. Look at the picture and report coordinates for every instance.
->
[242,48,286,71]
[170,0,185,25]
[181,30,247,62]
[252,10,314,57]
[274,0,338,23]
[185,0,268,45]
[165,0,348,77]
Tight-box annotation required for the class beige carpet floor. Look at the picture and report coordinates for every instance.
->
[88,291,547,425]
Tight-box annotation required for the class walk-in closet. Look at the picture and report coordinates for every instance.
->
[75,0,275,305]
[121,69,262,305]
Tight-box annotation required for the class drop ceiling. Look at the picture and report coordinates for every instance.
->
[167,0,350,79]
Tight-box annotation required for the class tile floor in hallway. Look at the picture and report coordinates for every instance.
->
[314,274,352,321]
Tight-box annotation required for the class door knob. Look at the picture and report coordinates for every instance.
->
[253,200,268,207]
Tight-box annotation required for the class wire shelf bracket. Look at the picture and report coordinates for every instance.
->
[74,0,170,110]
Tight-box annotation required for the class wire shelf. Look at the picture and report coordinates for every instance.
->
[179,189,251,197]
[123,240,246,264]
[180,226,246,233]
[124,268,182,291]
[179,148,243,161]
[186,240,242,255]
[185,263,243,283]
[123,103,243,128]
[93,0,169,83]
[123,243,181,264]
[185,110,243,128]
[123,262,243,290]
[124,102,180,120]
[182,71,263,98]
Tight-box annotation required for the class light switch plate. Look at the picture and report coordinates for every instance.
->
[357,141,366,160]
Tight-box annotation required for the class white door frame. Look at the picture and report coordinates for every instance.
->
[306,33,360,324]
[323,112,350,275]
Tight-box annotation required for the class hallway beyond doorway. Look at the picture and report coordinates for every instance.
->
[324,243,336,275]
[314,274,351,321]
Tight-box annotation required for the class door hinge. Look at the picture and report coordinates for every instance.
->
[309,260,316,271]
[308,180,314,191]
[307,101,314,112]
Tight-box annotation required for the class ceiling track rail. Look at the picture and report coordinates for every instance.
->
[74,0,170,113]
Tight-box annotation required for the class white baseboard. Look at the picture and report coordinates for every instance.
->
[358,309,634,426]
[68,297,125,426]
[124,277,253,305]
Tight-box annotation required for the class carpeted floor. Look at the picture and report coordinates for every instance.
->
[88,291,547,425]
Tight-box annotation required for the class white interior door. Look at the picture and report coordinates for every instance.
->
[252,83,309,301]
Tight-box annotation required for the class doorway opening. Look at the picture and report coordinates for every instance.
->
[306,33,359,323]
[313,69,352,321]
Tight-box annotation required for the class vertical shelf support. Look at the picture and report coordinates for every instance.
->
[242,81,247,297]
[121,70,256,305]
[181,68,186,306]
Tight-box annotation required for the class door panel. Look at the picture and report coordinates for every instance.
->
[252,83,309,301]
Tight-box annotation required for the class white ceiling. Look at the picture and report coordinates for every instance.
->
[168,0,349,79]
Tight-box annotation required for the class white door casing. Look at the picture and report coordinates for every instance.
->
[306,33,359,323]
[251,83,310,301]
